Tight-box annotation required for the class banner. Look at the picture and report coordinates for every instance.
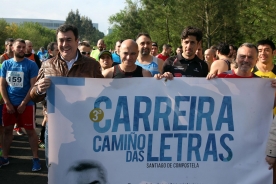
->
[47,77,274,184]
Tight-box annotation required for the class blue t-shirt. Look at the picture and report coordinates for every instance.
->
[112,53,121,64]
[135,56,159,76]
[1,58,39,106]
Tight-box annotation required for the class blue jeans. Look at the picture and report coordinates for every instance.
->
[45,123,48,168]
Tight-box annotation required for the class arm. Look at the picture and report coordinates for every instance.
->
[0,77,15,113]
[93,61,104,78]
[102,68,114,78]
[157,58,164,74]
[17,77,37,114]
[142,69,152,77]
[30,63,49,102]
[209,60,229,75]
[207,60,228,79]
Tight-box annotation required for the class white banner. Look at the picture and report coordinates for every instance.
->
[47,77,274,184]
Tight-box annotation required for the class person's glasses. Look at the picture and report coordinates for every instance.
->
[81,52,91,55]
[8,44,12,47]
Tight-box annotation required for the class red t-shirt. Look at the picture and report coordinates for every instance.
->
[156,54,169,61]
[217,70,255,78]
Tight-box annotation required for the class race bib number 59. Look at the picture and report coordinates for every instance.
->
[6,71,24,88]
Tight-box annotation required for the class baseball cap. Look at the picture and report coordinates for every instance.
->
[152,42,158,47]
[99,50,112,59]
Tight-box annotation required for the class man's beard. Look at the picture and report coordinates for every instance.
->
[239,62,252,71]
[15,52,24,58]
[141,48,150,55]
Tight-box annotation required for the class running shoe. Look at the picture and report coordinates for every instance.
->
[0,157,9,168]
[14,127,24,135]
[32,158,41,171]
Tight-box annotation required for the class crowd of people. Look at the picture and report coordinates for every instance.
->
[0,24,276,183]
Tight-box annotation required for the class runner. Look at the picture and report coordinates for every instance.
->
[0,38,14,63]
[163,26,208,77]
[206,42,233,79]
[135,33,163,76]
[0,39,40,171]
[99,50,113,71]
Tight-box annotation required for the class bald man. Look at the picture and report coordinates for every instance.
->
[90,39,105,61]
[102,39,152,78]
[102,39,173,80]
[204,49,216,71]
[25,40,41,68]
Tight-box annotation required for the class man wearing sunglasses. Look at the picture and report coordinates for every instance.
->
[0,38,14,63]
[78,41,91,57]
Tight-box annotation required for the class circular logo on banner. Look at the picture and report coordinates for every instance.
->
[89,108,104,122]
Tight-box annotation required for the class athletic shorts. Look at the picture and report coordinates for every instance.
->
[2,104,35,130]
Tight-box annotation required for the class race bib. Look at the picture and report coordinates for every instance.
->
[6,71,24,88]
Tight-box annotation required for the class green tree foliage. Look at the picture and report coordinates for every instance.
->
[0,19,55,53]
[0,19,10,52]
[66,9,82,30]
[104,29,121,50]
[109,0,145,40]
[238,0,276,43]
[65,9,104,46]
[106,0,276,52]
[15,22,56,50]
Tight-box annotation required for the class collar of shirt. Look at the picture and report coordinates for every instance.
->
[61,52,79,70]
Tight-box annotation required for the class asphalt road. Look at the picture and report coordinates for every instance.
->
[1,103,48,184]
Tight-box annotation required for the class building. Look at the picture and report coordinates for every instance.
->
[106,28,113,35]
[3,18,64,30]
[92,23,98,30]
[2,18,98,30]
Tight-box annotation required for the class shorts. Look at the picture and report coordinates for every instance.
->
[2,104,35,130]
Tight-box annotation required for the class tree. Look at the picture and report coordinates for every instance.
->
[106,0,276,51]
[237,0,276,43]
[14,22,56,51]
[65,9,82,30]
[109,0,146,40]
[0,19,10,53]
[65,9,105,45]
[0,20,56,52]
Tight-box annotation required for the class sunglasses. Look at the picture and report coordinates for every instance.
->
[81,52,91,55]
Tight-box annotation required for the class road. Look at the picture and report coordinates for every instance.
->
[1,103,48,184]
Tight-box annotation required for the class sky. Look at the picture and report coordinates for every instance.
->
[0,0,126,33]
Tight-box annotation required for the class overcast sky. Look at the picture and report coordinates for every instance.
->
[1,0,126,33]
